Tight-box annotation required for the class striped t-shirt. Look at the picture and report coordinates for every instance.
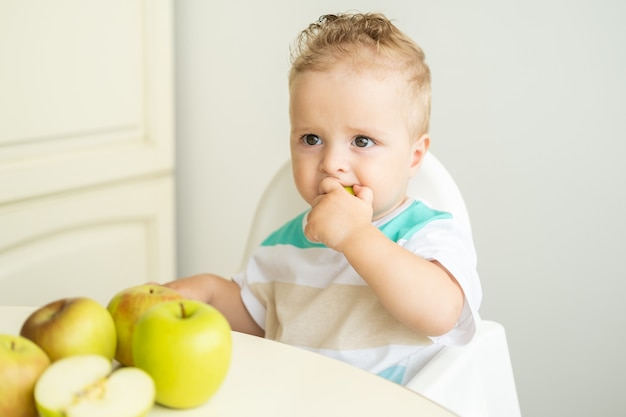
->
[233,198,482,385]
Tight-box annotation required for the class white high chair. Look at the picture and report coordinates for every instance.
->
[240,152,521,417]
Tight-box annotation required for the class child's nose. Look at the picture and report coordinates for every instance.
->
[318,147,348,174]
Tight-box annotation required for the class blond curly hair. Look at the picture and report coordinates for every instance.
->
[289,13,431,136]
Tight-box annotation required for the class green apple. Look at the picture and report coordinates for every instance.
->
[35,354,155,417]
[132,299,232,409]
[20,297,116,362]
[0,334,51,417]
[344,185,355,195]
[107,284,183,366]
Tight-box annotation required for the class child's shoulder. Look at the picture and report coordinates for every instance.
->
[378,199,453,242]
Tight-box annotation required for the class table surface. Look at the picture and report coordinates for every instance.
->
[1,306,457,417]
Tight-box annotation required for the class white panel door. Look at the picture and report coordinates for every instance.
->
[0,177,175,307]
[0,0,174,203]
[0,0,176,307]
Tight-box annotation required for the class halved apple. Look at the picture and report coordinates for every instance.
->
[34,354,155,417]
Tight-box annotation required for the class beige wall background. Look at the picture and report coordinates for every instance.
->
[174,1,626,415]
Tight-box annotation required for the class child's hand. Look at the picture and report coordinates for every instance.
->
[304,177,374,251]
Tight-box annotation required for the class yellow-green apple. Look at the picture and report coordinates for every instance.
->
[20,297,116,362]
[344,185,355,195]
[0,334,51,417]
[132,300,232,409]
[106,284,183,366]
[35,354,155,417]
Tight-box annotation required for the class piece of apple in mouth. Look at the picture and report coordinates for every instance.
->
[34,354,155,417]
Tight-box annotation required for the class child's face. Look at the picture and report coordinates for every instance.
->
[289,64,429,220]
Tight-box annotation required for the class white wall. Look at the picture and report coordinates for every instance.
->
[175,1,626,415]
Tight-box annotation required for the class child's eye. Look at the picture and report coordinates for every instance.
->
[302,134,322,146]
[352,136,375,148]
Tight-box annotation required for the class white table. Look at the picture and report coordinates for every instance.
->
[1,306,457,417]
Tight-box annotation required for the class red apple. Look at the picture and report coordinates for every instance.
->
[0,333,51,417]
[107,284,183,366]
[20,297,117,362]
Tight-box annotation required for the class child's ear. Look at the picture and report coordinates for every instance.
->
[409,133,430,175]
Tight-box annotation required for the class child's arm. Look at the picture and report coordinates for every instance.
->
[338,227,463,337]
[305,179,464,337]
[163,274,264,337]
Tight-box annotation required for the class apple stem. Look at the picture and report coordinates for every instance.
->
[180,301,187,318]
[11,340,15,351]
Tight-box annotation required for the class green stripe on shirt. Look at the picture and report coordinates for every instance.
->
[261,200,451,248]
[261,212,326,249]
[378,201,452,241]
